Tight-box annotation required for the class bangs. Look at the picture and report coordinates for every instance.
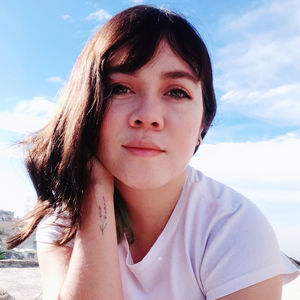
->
[100,7,208,80]
[103,32,163,75]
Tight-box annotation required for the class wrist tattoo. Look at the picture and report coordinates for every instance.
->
[98,196,108,234]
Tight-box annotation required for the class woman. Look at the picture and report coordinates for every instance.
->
[7,5,299,299]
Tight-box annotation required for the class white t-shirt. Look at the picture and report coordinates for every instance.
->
[36,166,299,299]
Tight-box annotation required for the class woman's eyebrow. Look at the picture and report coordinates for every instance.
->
[161,71,198,83]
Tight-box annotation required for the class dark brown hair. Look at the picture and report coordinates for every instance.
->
[7,5,216,249]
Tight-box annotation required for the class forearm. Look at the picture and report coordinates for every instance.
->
[59,183,123,299]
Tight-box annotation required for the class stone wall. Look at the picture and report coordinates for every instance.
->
[0,210,36,251]
[0,259,38,268]
[0,210,37,261]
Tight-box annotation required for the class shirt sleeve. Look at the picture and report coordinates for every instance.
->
[200,197,299,300]
[36,212,75,248]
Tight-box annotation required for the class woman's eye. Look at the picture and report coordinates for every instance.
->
[167,88,191,99]
[111,84,132,95]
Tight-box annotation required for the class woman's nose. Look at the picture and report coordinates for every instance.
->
[128,97,164,130]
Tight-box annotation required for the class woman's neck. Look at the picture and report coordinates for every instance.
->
[115,169,187,261]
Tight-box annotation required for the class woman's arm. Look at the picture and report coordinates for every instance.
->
[37,243,72,299]
[216,275,282,300]
[37,159,123,299]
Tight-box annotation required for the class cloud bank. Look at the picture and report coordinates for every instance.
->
[47,76,66,85]
[62,14,73,22]
[215,0,300,126]
[85,9,112,22]
[0,96,56,135]
[191,133,300,204]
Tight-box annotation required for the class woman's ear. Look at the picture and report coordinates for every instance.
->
[193,135,202,154]
[196,124,204,146]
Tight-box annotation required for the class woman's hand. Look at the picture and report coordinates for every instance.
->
[88,156,114,192]
[81,157,114,225]
[39,156,123,299]
[57,157,123,299]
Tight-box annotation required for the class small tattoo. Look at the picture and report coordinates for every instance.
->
[98,196,108,234]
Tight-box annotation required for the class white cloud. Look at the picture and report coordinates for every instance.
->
[272,222,300,262]
[0,156,36,217]
[190,133,300,204]
[0,96,56,135]
[282,276,300,300]
[85,9,112,22]
[221,83,300,126]
[62,14,73,22]
[215,0,300,126]
[223,0,300,33]
[0,143,23,159]
[0,96,57,217]
[0,96,57,216]
[131,0,144,3]
[47,76,66,85]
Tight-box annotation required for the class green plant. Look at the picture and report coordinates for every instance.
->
[0,249,6,259]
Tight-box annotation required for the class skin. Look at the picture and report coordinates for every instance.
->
[99,41,204,191]
[98,41,204,261]
[37,41,282,299]
[38,158,123,300]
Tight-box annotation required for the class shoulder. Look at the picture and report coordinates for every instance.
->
[36,208,74,247]
[184,166,277,247]
[183,167,298,300]
[184,166,261,225]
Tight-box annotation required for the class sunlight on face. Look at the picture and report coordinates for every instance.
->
[98,41,204,191]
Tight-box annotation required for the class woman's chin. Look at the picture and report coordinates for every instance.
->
[113,166,187,192]
[112,168,171,191]
[115,176,166,191]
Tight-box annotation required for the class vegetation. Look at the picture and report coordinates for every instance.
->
[0,248,6,259]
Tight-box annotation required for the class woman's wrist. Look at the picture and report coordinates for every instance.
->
[78,185,115,235]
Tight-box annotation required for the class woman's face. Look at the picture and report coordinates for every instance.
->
[98,42,203,190]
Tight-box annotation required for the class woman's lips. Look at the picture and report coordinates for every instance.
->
[123,147,164,157]
[122,140,165,157]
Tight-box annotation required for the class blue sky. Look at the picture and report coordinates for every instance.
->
[0,0,299,259]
